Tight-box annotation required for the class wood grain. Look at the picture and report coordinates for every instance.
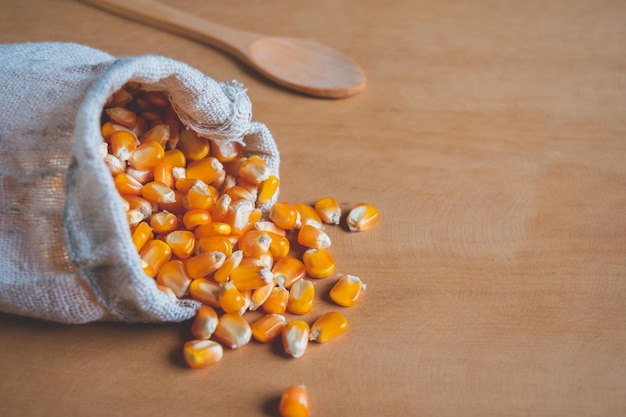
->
[1,0,625,416]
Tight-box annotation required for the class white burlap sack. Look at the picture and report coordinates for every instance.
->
[0,42,279,324]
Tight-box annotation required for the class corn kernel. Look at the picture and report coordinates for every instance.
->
[238,230,272,258]
[149,210,178,233]
[238,155,270,184]
[156,259,192,298]
[110,130,137,161]
[219,281,246,313]
[314,197,341,225]
[211,139,241,162]
[346,203,380,232]
[282,320,310,358]
[124,194,154,219]
[254,220,286,236]
[153,161,175,188]
[114,172,143,195]
[213,250,244,283]
[250,279,275,310]
[194,222,232,239]
[139,123,170,147]
[267,232,291,259]
[139,239,172,277]
[213,312,252,349]
[310,311,348,343]
[297,224,331,249]
[302,248,336,278]
[279,385,309,417]
[182,209,212,230]
[106,106,137,128]
[230,265,274,291]
[104,153,126,175]
[185,251,226,279]
[330,274,366,307]
[156,283,178,303]
[129,141,165,170]
[225,199,255,235]
[163,149,186,168]
[269,202,300,230]
[262,286,289,315]
[257,175,279,206]
[131,221,153,252]
[183,339,223,369]
[211,193,231,223]
[142,181,176,205]
[186,182,216,211]
[191,305,219,340]
[186,157,224,184]
[225,185,256,202]
[287,280,315,315]
[179,129,210,161]
[164,230,196,259]
[272,257,305,289]
[188,278,221,308]
[197,235,232,257]
[295,203,323,229]
[251,313,286,343]
[126,166,154,184]
[126,209,145,227]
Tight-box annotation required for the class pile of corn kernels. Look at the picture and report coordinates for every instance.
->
[100,83,379,414]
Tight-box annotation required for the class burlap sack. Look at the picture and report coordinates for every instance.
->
[0,42,280,324]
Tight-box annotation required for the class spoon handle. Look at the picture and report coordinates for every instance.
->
[81,0,258,60]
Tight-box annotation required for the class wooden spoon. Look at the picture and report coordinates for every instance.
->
[82,0,366,99]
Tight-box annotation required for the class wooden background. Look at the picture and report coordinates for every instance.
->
[1,0,625,416]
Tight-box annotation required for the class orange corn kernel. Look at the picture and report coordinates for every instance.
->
[185,251,226,279]
[114,172,143,195]
[159,190,186,214]
[238,155,270,184]
[225,199,255,235]
[239,230,272,258]
[230,265,274,291]
[269,202,300,230]
[153,161,175,188]
[272,257,306,289]
[314,197,341,225]
[139,239,172,277]
[213,312,252,349]
[267,232,291,259]
[213,250,244,283]
[182,209,212,230]
[250,279,275,310]
[164,230,196,259]
[156,259,193,298]
[225,185,256,202]
[126,209,145,227]
[257,175,279,206]
[174,178,204,194]
[163,149,186,168]
[297,224,331,249]
[262,286,289,315]
[254,220,286,236]
[126,166,154,184]
[302,248,336,278]
[186,183,216,211]
[150,210,178,234]
[179,129,210,161]
[198,236,233,257]
[188,278,221,308]
[251,313,286,343]
[287,280,315,315]
[295,203,323,230]
[195,222,232,238]
[183,339,223,369]
[219,281,246,313]
[282,320,310,359]
[330,274,366,307]
[104,153,126,176]
[131,221,153,252]
[106,106,137,128]
[186,157,224,184]
[279,385,309,417]
[124,194,154,219]
[156,283,178,303]
[346,203,380,232]
[142,181,176,205]
[211,194,231,223]
[211,139,241,162]
[139,123,170,147]
[310,311,348,343]
[191,305,219,340]
[110,130,137,161]
[129,141,165,170]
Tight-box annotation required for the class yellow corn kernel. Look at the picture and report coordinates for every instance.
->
[164,230,196,259]
[106,106,137,128]
[238,155,270,184]
[310,311,348,343]
[257,175,279,206]
[156,259,193,298]
[131,221,153,252]
[182,209,212,230]
[185,251,226,279]
[262,286,289,315]
[213,250,244,283]
[213,312,252,349]
[225,199,255,235]
[129,141,165,170]
[211,193,231,223]
[269,202,300,230]
[153,161,175,188]
[302,248,336,278]
[186,182,216,211]
[330,274,366,307]
[198,235,233,257]
[279,385,309,417]
[295,203,323,230]
[258,251,274,270]
[101,121,129,138]
[150,210,178,234]
[250,279,275,310]
[159,189,186,214]
[230,265,274,291]
[194,222,232,239]
[139,123,170,147]
[142,181,176,205]
[186,157,224,184]
[225,185,256,202]
[272,257,305,289]
[124,194,154,220]
[297,224,331,249]
[188,278,221,308]
[211,139,241,162]
[109,130,138,161]
[247,208,263,231]
[254,220,286,236]
[191,305,219,340]
[238,230,272,258]
[139,239,172,277]
[126,209,145,227]
[174,178,203,194]
[126,166,154,184]
[251,313,286,343]
[346,203,380,232]
[219,281,245,313]
[114,172,143,195]
[179,129,210,161]
[314,197,341,225]
[183,339,223,369]
[282,320,310,358]
[287,280,315,315]
[163,149,186,168]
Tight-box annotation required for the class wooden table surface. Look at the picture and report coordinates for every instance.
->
[1,0,625,416]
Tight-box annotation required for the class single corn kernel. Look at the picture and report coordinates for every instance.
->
[101,121,130,138]
[156,259,193,298]
[287,280,315,315]
[191,305,219,340]
[238,155,270,184]
[269,202,300,230]
[107,87,132,107]
[156,283,178,303]
[198,235,233,257]
[302,248,336,278]
[195,222,232,238]
[131,221,153,252]
[186,157,224,184]
[129,140,165,170]
[185,251,226,279]
[106,106,137,128]
[219,281,246,313]
[213,311,252,349]
[295,203,324,229]
[257,175,279,206]
[211,139,241,162]
[225,185,256,203]
[230,265,274,291]
[142,181,176,205]
[279,385,309,417]
[114,172,143,195]
[126,209,145,227]
[310,311,348,343]
[182,209,212,230]
[251,313,286,343]
[186,182,216,211]
[174,177,204,193]
[262,286,289,315]
[124,194,154,219]
[213,250,244,283]
[153,161,175,188]
[267,232,291,259]
[109,130,138,161]
[163,149,186,168]
[126,166,154,184]
[330,274,366,307]
[104,153,126,175]
[250,279,275,310]
[179,129,210,161]
[159,189,186,214]
[272,257,306,289]
[150,210,178,233]
[183,339,223,369]
[139,239,172,277]
[239,230,272,258]
[282,320,310,358]
[188,278,221,308]
[297,224,331,249]
[225,199,255,235]
[139,123,170,147]
[166,119,180,149]
[314,197,341,225]
[164,230,196,259]
[346,203,380,232]
[254,220,286,236]
[211,194,231,223]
